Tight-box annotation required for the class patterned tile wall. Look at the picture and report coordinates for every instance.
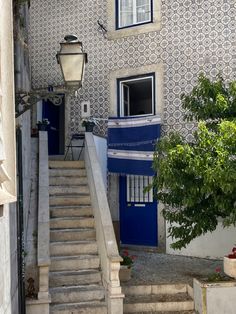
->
[29,0,236,140]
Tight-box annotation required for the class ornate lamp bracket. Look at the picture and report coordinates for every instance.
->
[15,90,66,118]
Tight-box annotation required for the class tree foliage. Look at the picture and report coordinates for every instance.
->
[151,74,236,249]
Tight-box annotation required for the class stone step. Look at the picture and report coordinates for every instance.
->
[124,293,194,313]
[49,160,85,169]
[50,228,96,242]
[50,195,91,206]
[49,186,89,195]
[50,240,98,256]
[50,217,94,229]
[50,176,88,186]
[50,301,107,314]
[125,311,195,314]
[123,284,188,296]
[49,269,102,287]
[50,206,93,218]
[50,255,100,272]
[50,285,105,304]
[49,169,86,177]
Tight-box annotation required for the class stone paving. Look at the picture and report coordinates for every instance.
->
[121,249,222,286]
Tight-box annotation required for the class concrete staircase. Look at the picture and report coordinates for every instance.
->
[48,161,107,314]
[123,284,195,313]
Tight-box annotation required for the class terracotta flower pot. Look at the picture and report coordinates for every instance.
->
[223,256,236,279]
[119,265,132,282]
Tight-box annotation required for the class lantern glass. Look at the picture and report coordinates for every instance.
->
[59,54,85,86]
[57,40,86,89]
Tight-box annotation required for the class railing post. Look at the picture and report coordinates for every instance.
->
[107,259,123,314]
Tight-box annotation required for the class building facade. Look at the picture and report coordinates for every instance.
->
[0,0,18,313]
[29,0,236,257]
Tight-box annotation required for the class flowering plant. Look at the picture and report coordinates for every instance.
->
[81,117,99,127]
[207,267,228,282]
[120,250,136,269]
[37,118,50,125]
[227,247,236,259]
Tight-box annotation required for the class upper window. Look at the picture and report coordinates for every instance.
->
[118,74,155,117]
[117,0,152,29]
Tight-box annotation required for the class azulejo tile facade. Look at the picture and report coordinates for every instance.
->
[29,0,236,139]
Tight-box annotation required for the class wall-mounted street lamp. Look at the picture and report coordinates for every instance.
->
[15,35,87,118]
[56,34,87,90]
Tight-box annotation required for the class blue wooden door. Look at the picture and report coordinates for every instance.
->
[42,98,64,155]
[120,175,158,246]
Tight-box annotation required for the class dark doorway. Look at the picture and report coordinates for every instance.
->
[42,96,65,155]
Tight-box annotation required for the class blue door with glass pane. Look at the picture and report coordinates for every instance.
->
[119,175,158,246]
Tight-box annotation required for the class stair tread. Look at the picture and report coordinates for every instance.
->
[49,161,85,168]
[51,301,107,308]
[50,178,87,180]
[50,240,97,245]
[50,183,88,189]
[50,269,101,276]
[50,228,94,232]
[50,205,92,208]
[125,293,193,303]
[51,254,99,260]
[124,311,195,314]
[49,189,90,194]
[50,195,90,198]
[50,170,86,177]
[50,284,104,292]
[51,217,94,221]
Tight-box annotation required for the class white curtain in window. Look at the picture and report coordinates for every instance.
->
[136,0,151,23]
[119,0,133,27]
[119,0,151,27]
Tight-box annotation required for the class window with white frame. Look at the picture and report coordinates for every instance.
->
[118,74,155,117]
[117,0,152,29]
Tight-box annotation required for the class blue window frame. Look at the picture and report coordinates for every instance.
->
[116,0,153,30]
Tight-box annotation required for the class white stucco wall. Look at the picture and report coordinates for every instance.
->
[0,0,16,203]
[93,135,107,188]
[0,0,19,313]
[0,204,19,314]
[166,222,236,259]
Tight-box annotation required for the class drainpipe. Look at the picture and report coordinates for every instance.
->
[16,127,26,314]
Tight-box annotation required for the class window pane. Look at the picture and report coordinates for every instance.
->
[127,175,153,203]
[119,0,134,27]
[119,75,154,117]
[136,0,151,23]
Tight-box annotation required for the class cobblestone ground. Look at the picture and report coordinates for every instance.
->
[121,249,222,286]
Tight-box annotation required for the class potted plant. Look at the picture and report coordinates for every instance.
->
[224,247,236,279]
[37,119,50,131]
[81,117,98,132]
[119,250,135,282]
